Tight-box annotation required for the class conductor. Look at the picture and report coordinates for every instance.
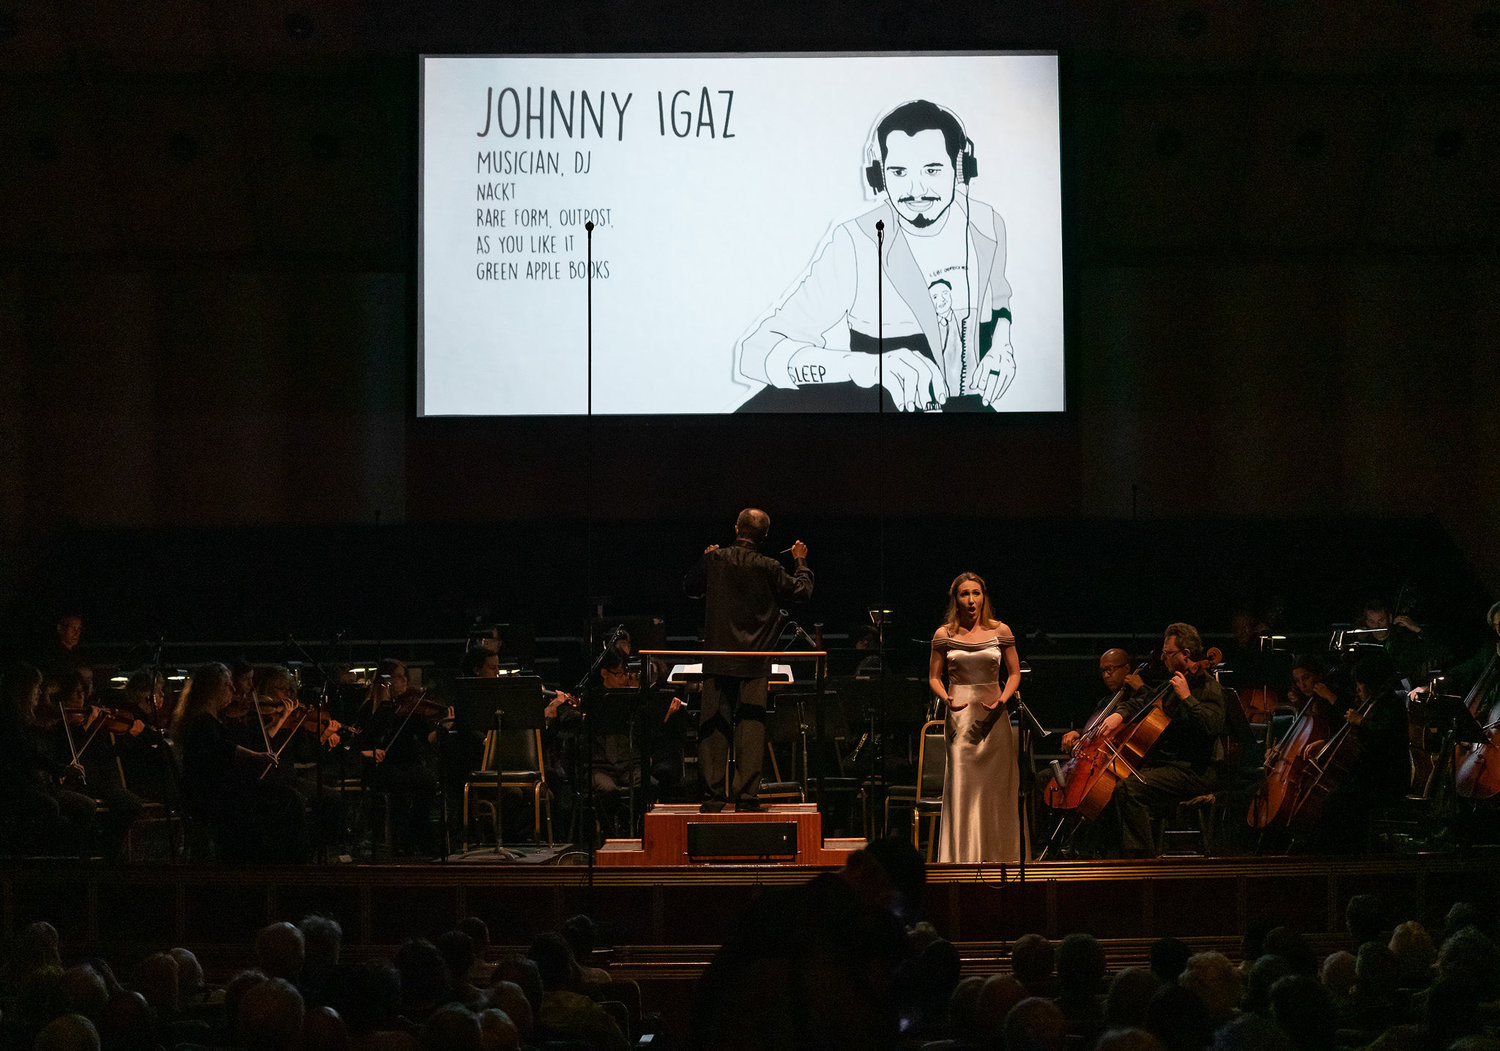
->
[685,508,814,812]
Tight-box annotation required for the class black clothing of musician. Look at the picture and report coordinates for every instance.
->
[684,510,813,809]
[1107,625,1226,856]
[181,713,310,863]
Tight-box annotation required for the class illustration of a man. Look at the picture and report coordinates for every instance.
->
[736,99,1015,412]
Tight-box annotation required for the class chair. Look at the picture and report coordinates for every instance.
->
[112,745,180,863]
[884,719,947,859]
[758,703,806,805]
[463,725,552,847]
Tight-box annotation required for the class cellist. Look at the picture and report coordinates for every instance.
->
[1302,653,1410,852]
[1104,623,1226,858]
[1059,649,1143,758]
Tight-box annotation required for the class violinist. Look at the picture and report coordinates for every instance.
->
[115,668,178,807]
[49,669,144,860]
[0,663,97,856]
[172,662,309,863]
[1106,623,1226,858]
[354,659,449,857]
[592,648,642,836]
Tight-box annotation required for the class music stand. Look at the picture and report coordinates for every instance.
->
[453,675,549,857]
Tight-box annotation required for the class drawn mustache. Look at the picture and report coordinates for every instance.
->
[898,195,943,205]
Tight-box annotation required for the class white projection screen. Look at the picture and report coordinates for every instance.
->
[420,52,1063,416]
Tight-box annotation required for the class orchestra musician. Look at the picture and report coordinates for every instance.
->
[49,668,144,860]
[1305,653,1411,852]
[354,659,452,857]
[1104,623,1226,858]
[1060,648,1142,758]
[1052,648,1142,858]
[684,508,813,813]
[172,662,309,863]
[1443,601,1500,707]
[0,663,97,856]
[115,667,178,808]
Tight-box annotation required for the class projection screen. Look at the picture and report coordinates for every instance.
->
[420,52,1062,416]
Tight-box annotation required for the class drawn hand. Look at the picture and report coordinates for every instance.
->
[976,342,1016,407]
[850,349,947,411]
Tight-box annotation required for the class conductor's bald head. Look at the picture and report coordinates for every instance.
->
[735,508,770,543]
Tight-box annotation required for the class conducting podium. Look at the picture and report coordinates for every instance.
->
[597,649,864,866]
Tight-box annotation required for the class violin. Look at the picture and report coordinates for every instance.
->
[61,704,148,738]
[393,689,449,720]
[268,700,348,749]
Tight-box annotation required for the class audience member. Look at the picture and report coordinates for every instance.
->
[255,921,307,983]
[1180,951,1241,1027]
[1004,996,1067,1051]
[1148,937,1191,986]
[1104,967,1160,1030]
[1011,933,1057,996]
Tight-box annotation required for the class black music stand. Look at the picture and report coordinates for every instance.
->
[453,675,548,857]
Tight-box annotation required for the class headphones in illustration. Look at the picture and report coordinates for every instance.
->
[863,100,979,194]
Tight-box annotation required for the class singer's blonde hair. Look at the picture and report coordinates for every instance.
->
[943,572,1000,632]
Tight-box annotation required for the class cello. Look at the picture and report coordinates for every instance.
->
[1453,651,1500,800]
[1044,661,1150,819]
[1245,686,1335,829]
[1045,649,1222,819]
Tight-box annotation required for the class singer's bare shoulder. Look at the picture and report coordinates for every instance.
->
[931,626,950,643]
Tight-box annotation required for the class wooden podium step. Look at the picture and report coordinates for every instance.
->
[595,803,865,867]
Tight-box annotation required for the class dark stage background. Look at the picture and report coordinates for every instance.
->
[2,2,1498,654]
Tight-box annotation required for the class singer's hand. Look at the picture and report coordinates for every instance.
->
[848,349,947,411]
[976,342,1017,407]
[790,540,808,560]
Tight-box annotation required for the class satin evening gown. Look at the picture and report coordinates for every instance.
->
[936,633,1022,864]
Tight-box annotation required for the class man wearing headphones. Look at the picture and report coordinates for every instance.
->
[736,99,1015,412]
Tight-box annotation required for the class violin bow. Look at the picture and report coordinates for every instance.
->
[55,699,87,786]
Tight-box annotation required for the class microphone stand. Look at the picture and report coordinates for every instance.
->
[1009,691,1051,882]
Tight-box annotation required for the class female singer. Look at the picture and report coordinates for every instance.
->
[928,572,1023,863]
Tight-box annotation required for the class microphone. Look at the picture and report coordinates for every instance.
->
[876,220,884,231]
[780,611,817,649]
[585,221,594,232]
[1049,759,1069,790]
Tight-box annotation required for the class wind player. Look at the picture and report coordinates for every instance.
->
[1101,623,1226,858]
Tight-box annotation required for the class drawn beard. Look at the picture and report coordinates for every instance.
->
[899,196,949,228]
